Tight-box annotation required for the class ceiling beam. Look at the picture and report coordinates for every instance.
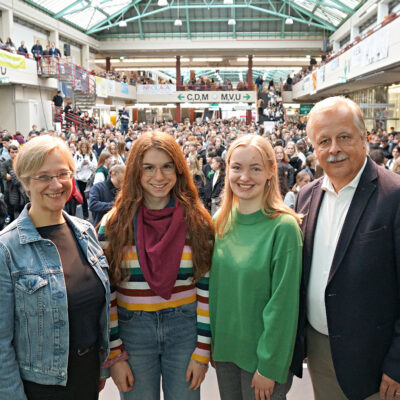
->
[53,0,84,18]
[249,3,335,31]
[134,4,144,40]
[185,0,191,39]
[280,0,336,30]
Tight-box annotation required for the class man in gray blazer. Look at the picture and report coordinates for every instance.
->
[291,96,400,400]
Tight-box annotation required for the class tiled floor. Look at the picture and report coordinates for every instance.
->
[100,366,313,400]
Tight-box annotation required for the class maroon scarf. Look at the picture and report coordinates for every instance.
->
[136,202,187,300]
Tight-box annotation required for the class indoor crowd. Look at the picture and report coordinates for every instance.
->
[0,98,400,400]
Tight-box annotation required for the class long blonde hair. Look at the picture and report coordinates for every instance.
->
[214,134,301,237]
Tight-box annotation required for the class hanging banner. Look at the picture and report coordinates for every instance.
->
[311,71,318,94]
[0,49,26,70]
[96,76,107,98]
[137,84,176,95]
[121,82,129,94]
[107,79,116,95]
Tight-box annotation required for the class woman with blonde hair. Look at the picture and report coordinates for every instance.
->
[0,135,110,399]
[98,131,214,399]
[210,134,302,400]
[283,170,311,209]
[107,141,125,165]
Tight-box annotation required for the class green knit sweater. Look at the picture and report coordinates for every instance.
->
[209,207,302,383]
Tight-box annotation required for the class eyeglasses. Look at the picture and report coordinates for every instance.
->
[31,171,73,183]
[142,164,176,177]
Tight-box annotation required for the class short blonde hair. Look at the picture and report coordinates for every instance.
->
[15,135,75,188]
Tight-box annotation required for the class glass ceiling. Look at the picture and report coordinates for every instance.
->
[23,0,368,35]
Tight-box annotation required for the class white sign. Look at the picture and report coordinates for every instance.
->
[176,91,256,103]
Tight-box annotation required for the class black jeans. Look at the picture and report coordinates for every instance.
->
[23,347,100,400]
[76,180,89,219]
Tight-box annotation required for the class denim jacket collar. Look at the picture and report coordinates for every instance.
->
[17,204,91,245]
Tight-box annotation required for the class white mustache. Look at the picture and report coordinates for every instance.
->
[326,154,349,163]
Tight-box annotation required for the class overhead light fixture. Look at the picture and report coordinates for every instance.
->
[224,0,234,4]
[228,19,236,25]
[119,20,127,27]
[285,1,293,25]
[158,0,168,6]
[174,0,182,26]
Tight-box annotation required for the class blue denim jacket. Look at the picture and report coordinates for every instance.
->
[0,205,110,399]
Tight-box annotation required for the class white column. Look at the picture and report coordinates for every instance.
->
[1,9,13,42]
[350,25,360,41]
[49,30,59,48]
[82,44,90,69]
[333,40,340,53]
[377,1,389,24]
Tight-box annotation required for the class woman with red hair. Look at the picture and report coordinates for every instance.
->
[98,131,214,400]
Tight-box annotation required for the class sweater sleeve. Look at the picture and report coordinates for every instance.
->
[256,218,302,383]
[191,272,211,364]
[97,211,126,362]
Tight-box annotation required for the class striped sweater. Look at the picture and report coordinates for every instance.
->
[98,211,211,364]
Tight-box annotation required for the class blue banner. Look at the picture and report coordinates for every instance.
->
[121,82,129,94]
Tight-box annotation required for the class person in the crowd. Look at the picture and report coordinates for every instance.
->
[13,131,25,145]
[274,145,295,188]
[393,158,400,175]
[369,148,386,168]
[210,134,302,400]
[277,162,290,199]
[0,134,12,160]
[31,39,43,67]
[0,135,110,400]
[283,171,311,209]
[204,156,225,216]
[119,107,130,135]
[386,145,400,170]
[187,155,206,205]
[49,41,61,57]
[301,154,316,180]
[93,135,106,158]
[0,144,28,222]
[107,141,125,165]
[93,150,112,185]
[295,141,307,168]
[17,41,28,55]
[53,90,63,108]
[117,140,127,164]
[291,96,400,400]
[5,37,16,53]
[98,131,214,399]
[89,164,125,227]
[285,141,302,177]
[73,139,97,219]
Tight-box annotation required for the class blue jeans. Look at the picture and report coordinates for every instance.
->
[118,302,200,400]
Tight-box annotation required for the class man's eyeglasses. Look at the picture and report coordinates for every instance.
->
[31,171,73,183]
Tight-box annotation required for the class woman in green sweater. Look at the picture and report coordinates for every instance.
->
[209,134,303,400]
